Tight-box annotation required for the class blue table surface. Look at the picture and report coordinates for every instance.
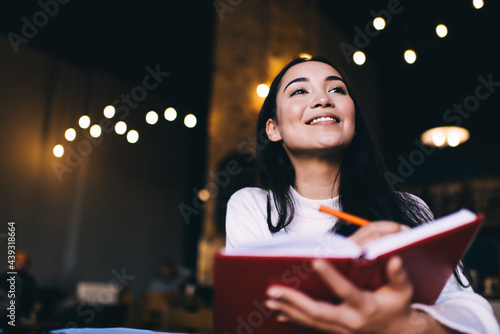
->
[0,328,188,334]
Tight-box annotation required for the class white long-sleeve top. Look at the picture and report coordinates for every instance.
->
[225,187,500,334]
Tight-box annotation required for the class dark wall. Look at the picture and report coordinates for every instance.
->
[0,36,205,302]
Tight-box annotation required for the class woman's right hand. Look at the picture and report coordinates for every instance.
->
[349,221,410,248]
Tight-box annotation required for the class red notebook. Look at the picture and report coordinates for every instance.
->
[213,209,483,334]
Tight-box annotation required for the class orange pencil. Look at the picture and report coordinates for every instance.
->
[318,205,370,226]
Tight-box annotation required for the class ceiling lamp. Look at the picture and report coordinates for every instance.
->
[420,126,470,148]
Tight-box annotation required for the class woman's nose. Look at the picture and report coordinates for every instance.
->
[311,93,334,108]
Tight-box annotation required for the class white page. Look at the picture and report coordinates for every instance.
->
[362,208,477,259]
[222,233,362,258]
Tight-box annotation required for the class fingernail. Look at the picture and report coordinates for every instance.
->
[312,259,326,270]
[264,299,278,309]
[276,314,288,322]
[267,287,282,298]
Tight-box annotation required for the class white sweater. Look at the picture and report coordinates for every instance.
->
[225,187,500,334]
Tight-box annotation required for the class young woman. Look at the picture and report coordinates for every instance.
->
[225,56,499,333]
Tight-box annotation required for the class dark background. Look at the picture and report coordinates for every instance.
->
[0,0,499,302]
[2,0,499,184]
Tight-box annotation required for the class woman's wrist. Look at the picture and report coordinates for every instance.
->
[388,308,457,334]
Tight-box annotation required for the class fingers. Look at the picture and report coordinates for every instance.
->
[376,256,413,310]
[386,256,413,295]
[265,285,346,333]
[264,257,414,333]
[349,222,410,247]
[311,259,365,307]
[266,259,365,310]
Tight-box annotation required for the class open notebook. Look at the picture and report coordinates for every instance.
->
[214,208,483,334]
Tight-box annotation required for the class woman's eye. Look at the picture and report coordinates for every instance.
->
[330,87,347,94]
[291,88,307,96]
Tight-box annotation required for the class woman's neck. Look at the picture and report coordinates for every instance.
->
[290,154,342,200]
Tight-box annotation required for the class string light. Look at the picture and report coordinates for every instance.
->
[65,128,76,141]
[473,0,484,9]
[53,144,64,157]
[127,130,139,143]
[164,107,177,121]
[115,121,127,135]
[436,24,448,38]
[184,114,197,128]
[353,51,366,65]
[146,111,159,125]
[404,50,417,64]
[373,17,386,30]
[79,115,91,129]
[103,105,115,118]
[90,125,102,138]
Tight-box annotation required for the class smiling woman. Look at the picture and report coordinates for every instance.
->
[266,61,356,159]
[224,56,500,333]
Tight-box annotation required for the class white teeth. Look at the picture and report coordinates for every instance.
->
[309,117,338,125]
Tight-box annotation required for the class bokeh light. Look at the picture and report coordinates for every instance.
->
[127,130,139,143]
[353,51,366,65]
[103,105,116,118]
[164,107,177,121]
[90,124,102,138]
[184,114,197,128]
[436,24,448,38]
[404,50,417,64]
[373,17,386,30]
[65,128,76,141]
[115,121,127,135]
[473,0,484,9]
[146,111,159,125]
[53,144,64,157]
[256,84,270,98]
[79,115,91,129]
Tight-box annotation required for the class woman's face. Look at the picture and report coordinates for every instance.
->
[267,61,356,157]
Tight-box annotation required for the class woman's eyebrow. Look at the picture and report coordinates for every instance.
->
[283,77,308,92]
[326,75,345,83]
[283,75,346,92]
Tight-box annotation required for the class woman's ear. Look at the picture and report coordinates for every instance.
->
[266,119,282,142]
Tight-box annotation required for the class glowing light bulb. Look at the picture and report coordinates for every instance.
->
[473,0,484,9]
[103,105,115,118]
[404,50,417,64]
[432,132,446,146]
[164,107,177,121]
[65,128,76,141]
[447,133,460,147]
[436,24,448,38]
[115,121,127,135]
[184,114,197,128]
[90,124,102,138]
[353,51,366,65]
[256,84,270,98]
[298,52,313,60]
[373,17,386,30]
[79,115,91,129]
[127,130,139,143]
[53,144,64,157]
[198,189,210,201]
[146,111,158,125]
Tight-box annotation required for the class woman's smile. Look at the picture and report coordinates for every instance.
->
[268,61,356,155]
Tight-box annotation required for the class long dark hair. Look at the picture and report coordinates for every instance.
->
[256,56,471,286]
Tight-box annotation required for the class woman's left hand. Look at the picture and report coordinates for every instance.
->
[264,256,415,334]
